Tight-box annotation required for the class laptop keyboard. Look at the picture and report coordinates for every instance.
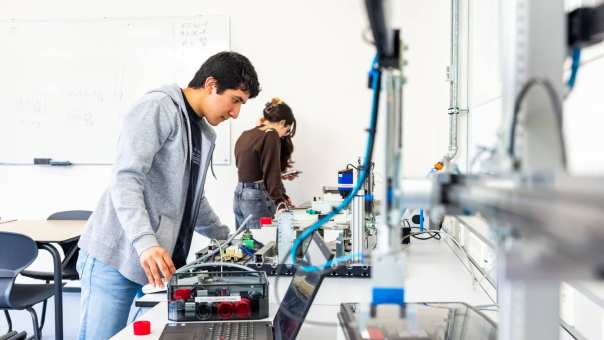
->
[206,322,255,340]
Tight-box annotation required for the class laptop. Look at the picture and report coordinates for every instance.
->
[159,232,333,340]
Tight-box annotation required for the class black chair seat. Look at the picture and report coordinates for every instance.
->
[0,330,27,340]
[20,237,81,283]
[9,284,56,309]
[21,267,79,281]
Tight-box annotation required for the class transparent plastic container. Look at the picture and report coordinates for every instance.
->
[339,302,497,340]
[167,270,269,322]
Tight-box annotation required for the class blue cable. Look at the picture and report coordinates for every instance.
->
[567,47,581,90]
[289,56,382,272]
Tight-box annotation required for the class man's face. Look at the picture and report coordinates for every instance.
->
[202,87,250,126]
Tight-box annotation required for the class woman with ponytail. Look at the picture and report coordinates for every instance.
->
[233,97,297,228]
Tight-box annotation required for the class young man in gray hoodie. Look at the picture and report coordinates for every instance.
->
[76,51,260,340]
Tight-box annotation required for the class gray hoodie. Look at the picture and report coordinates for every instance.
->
[78,84,228,285]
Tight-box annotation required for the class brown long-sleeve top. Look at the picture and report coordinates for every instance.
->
[234,126,286,204]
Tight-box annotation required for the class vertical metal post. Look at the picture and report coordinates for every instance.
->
[371,68,406,297]
[500,0,566,172]
[497,1,566,338]
[446,0,461,162]
[351,193,366,262]
[498,256,561,340]
[377,69,404,253]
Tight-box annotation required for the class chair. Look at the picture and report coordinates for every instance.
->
[19,210,91,333]
[0,232,56,340]
[0,330,27,340]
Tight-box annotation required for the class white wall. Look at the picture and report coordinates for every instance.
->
[0,0,452,252]
[465,0,502,171]
[563,42,604,175]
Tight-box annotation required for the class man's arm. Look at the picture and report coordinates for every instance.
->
[194,197,230,240]
[110,95,177,285]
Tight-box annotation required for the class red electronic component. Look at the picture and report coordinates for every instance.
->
[217,302,234,319]
[367,327,385,340]
[133,320,151,336]
[235,298,252,319]
[172,288,192,301]
[259,217,273,226]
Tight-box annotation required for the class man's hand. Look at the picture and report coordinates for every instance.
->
[139,246,176,288]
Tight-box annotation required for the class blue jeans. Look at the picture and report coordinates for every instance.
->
[233,182,276,229]
[76,250,142,340]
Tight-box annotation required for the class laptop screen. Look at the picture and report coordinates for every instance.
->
[273,233,333,340]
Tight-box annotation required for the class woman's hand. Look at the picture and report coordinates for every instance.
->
[277,196,294,211]
[284,196,294,209]
[281,172,299,181]
[281,161,298,181]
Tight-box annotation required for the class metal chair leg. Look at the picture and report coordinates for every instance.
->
[39,243,64,340]
[3,310,12,332]
[39,299,48,332]
[25,307,41,340]
[38,281,49,332]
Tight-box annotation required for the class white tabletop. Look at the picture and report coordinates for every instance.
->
[0,219,85,242]
[112,302,342,340]
[114,238,494,339]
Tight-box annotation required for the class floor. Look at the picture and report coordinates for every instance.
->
[2,294,80,340]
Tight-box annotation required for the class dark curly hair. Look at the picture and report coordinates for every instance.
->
[188,51,260,98]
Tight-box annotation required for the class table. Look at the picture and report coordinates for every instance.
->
[116,238,494,339]
[0,219,86,340]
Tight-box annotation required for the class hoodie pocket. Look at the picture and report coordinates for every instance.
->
[155,215,177,254]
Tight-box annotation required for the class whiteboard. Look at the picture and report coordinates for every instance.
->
[0,15,232,165]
